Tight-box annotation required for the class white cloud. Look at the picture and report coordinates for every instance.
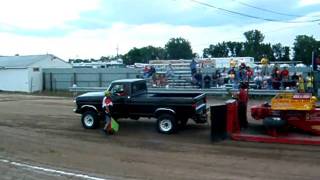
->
[0,13,319,60]
[298,0,320,6]
[0,0,101,29]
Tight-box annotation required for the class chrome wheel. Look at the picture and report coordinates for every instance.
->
[159,119,172,132]
[84,114,94,127]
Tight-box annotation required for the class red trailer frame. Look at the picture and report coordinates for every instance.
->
[225,100,320,145]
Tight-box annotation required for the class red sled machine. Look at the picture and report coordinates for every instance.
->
[216,93,320,145]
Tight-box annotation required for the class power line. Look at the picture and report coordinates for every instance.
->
[231,0,320,18]
[189,0,320,23]
[193,23,317,48]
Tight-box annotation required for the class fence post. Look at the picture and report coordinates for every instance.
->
[73,72,77,85]
[42,72,46,91]
[49,72,53,91]
[99,73,102,87]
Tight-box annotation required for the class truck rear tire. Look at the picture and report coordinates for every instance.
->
[157,114,177,134]
[81,111,99,129]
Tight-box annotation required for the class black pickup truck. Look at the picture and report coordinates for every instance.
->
[74,79,207,134]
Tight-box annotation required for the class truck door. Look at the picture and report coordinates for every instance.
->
[109,83,129,117]
[127,82,154,116]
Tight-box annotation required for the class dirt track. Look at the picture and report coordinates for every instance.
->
[0,93,320,180]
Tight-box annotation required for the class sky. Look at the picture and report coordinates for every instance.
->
[0,0,319,60]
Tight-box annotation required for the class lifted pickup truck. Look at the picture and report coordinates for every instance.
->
[74,79,207,134]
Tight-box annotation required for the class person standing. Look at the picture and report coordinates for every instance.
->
[306,73,314,94]
[298,74,305,93]
[166,64,175,79]
[190,59,197,75]
[281,67,289,89]
[102,91,113,134]
[238,83,249,129]
[204,74,211,89]
[254,72,263,89]
[194,69,203,88]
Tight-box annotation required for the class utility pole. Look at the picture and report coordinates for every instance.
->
[116,44,119,58]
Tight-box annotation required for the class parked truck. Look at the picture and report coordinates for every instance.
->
[74,79,207,134]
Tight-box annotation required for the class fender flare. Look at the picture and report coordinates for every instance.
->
[80,105,98,113]
[154,108,176,117]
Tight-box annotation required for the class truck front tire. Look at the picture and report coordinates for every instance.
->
[81,111,99,129]
[157,114,177,134]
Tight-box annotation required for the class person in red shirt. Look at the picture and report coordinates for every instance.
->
[238,82,249,128]
[280,67,289,89]
[246,66,253,80]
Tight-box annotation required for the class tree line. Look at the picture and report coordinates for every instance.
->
[69,29,320,65]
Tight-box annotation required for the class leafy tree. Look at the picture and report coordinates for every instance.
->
[243,30,265,61]
[283,46,290,61]
[140,46,166,61]
[165,37,193,59]
[258,43,274,61]
[271,43,290,62]
[122,46,166,65]
[226,41,244,57]
[293,35,319,65]
[123,47,143,65]
[203,41,245,58]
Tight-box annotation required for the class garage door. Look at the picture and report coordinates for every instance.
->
[0,69,29,92]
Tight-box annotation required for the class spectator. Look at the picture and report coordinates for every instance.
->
[149,66,156,77]
[194,70,203,88]
[166,64,174,79]
[291,72,299,90]
[306,73,314,94]
[221,67,228,84]
[291,72,299,82]
[254,72,263,89]
[271,65,280,79]
[229,67,238,89]
[204,74,211,89]
[239,63,246,82]
[212,70,219,88]
[298,74,305,93]
[143,66,150,78]
[159,74,167,87]
[246,66,253,81]
[281,67,289,89]
[238,82,249,129]
[262,80,268,89]
[254,66,261,75]
[155,74,161,87]
[281,67,289,80]
[190,59,197,75]
[272,76,281,90]
[218,70,225,87]
[266,75,273,90]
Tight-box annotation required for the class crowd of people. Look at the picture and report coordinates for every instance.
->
[141,59,314,93]
[142,64,175,87]
[190,59,314,93]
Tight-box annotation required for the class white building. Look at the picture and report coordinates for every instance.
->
[0,54,71,92]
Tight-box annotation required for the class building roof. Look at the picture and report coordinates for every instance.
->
[0,54,62,68]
